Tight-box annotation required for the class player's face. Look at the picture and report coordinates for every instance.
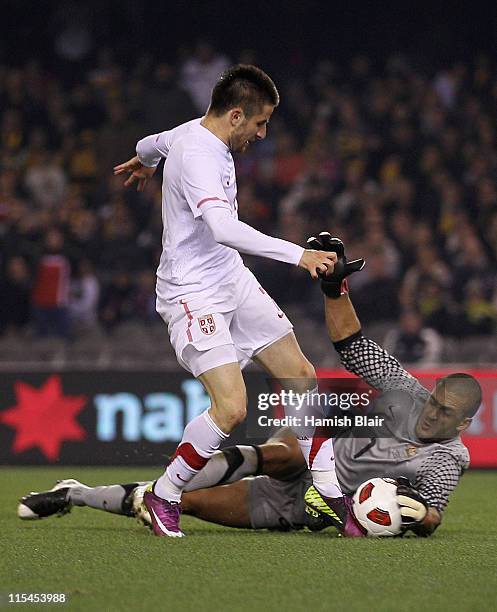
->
[229,104,274,152]
[416,385,472,441]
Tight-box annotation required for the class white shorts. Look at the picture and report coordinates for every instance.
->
[157,268,293,377]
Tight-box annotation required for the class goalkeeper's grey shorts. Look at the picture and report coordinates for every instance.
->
[247,468,312,531]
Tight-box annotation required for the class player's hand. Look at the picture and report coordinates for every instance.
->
[113,156,156,192]
[298,249,337,279]
[396,477,428,528]
[306,233,365,298]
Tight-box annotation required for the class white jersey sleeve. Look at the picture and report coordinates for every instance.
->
[136,119,202,168]
[136,131,175,167]
[202,206,304,265]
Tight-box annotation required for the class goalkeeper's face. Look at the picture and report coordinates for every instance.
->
[416,386,472,441]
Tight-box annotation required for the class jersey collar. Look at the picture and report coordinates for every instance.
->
[198,118,230,154]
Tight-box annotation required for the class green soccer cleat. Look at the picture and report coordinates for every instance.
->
[304,485,346,531]
[305,485,366,537]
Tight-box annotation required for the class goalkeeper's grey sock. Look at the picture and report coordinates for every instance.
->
[68,484,136,515]
[183,445,260,492]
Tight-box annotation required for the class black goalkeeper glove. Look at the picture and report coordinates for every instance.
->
[396,477,428,531]
[306,232,365,298]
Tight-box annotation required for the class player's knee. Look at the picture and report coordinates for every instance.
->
[210,395,247,431]
[229,388,248,425]
[261,441,293,465]
[303,360,316,381]
[225,404,247,429]
[260,436,305,478]
[293,359,316,384]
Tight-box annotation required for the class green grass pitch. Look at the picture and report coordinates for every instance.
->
[2,468,497,611]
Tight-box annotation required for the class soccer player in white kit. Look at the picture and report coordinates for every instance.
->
[114,65,345,537]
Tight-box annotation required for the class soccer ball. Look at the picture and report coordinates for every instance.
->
[352,478,402,537]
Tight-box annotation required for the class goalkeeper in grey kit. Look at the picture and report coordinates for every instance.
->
[303,233,480,535]
[19,235,481,537]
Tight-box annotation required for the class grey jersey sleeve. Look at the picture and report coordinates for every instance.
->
[415,451,464,512]
[336,334,429,399]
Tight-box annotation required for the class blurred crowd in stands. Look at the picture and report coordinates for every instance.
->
[0,41,496,362]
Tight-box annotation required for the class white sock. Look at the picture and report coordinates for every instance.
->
[295,435,312,464]
[154,410,228,502]
[291,386,343,499]
[311,467,343,499]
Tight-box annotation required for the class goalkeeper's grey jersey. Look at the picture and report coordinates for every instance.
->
[332,335,470,512]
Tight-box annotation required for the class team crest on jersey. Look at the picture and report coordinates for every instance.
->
[405,445,418,457]
[198,315,216,335]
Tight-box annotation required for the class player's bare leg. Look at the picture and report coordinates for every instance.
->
[260,429,307,479]
[254,332,349,530]
[171,434,305,529]
[181,480,252,528]
[184,429,306,487]
[17,430,304,525]
[181,429,303,492]
[144,361,247,537]
[142,433,306,530]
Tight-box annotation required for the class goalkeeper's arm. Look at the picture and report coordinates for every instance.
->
[396,477,441,537]
[414,507,442,537]
[398,451,464,536]
[326,295,427,395]
[308,233,428,397]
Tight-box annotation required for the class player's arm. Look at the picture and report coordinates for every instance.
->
[183,155,337,278]
[113,131,172,191]
[309,233,427,396]
[327,297,426,395]
[114,121,194,190]
[396,477,440,536]
[416,508,441,536]
[136,121,198,166]
[203,207,336,277]
[397,451,464,536]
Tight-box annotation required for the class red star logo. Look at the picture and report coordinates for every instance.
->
[0,375,87,461]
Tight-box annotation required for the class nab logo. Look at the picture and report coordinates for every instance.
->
[94,380,209,443]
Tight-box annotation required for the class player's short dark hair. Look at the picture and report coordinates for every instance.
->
[208,64,279,118]
[439,373,482,418]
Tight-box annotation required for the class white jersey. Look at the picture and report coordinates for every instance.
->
[146,119,244,301]
[136,118,304,303]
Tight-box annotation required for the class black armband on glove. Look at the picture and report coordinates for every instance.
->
[306,233,365,298]
[396,476,429,531]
